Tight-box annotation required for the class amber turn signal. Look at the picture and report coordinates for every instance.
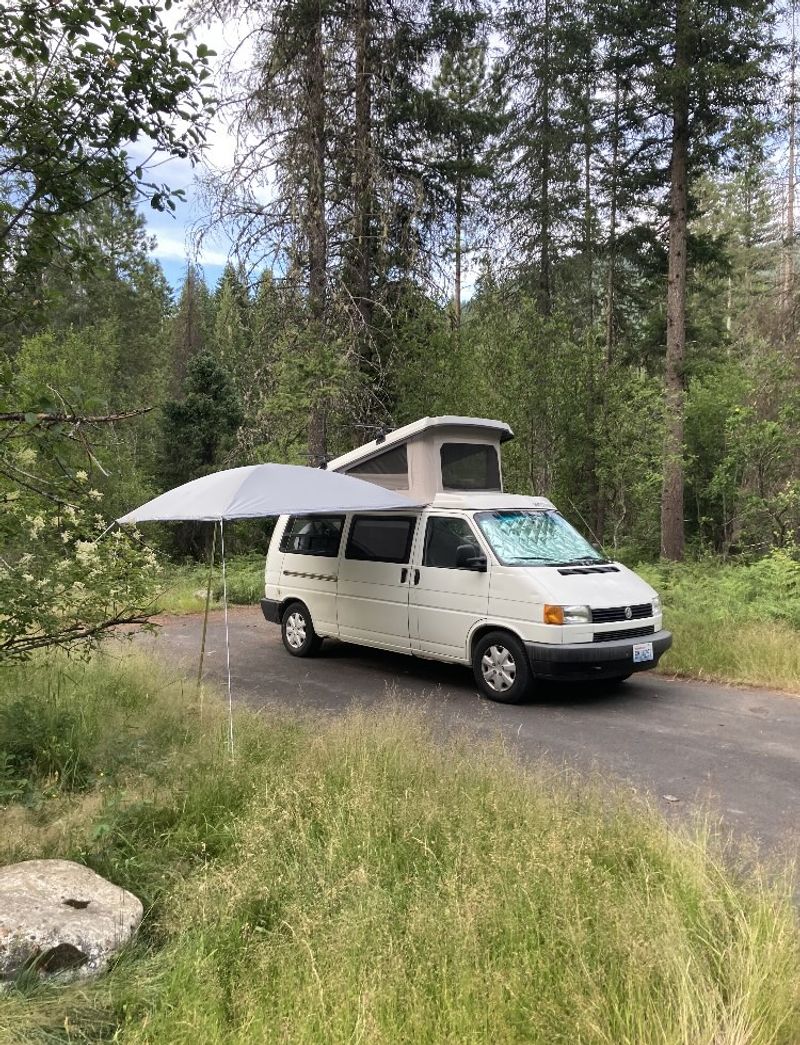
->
[543,604,564,625]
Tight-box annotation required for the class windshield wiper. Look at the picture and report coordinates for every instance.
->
[511,556,553,562]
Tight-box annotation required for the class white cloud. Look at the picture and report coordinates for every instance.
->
[150,230,229,268]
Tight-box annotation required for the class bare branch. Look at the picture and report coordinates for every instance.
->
[0,407,154,428]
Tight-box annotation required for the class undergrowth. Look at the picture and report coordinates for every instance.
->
[639,549,800,689]
[154,553,264,614]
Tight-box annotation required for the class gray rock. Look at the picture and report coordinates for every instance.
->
[0,859,143,985]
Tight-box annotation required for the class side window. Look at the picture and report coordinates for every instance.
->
[345,515,417,564]
[345,445,408,478]
[440,443,500,491]
[279,515,344,557]
[423,517,481,569]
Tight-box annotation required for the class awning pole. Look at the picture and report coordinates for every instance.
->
[220,517,234,757]
[197,521,218,718]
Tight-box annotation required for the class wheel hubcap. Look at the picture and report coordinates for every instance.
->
[481,644,517,692]
[285,611,307,649]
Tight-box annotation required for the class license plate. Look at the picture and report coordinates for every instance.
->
[633,642,654,664]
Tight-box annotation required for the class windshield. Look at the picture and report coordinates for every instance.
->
[475,510,604,566]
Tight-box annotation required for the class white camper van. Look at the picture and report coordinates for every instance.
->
[261,417,671,703]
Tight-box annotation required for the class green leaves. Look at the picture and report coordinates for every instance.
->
[0,493,161,659]
[0,0,215,322]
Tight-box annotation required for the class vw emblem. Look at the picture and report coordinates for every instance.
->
[624,606,633,620]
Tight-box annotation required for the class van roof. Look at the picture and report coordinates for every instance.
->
[328,415,514,473]
[272,493,556,520]
[430,492,556,512]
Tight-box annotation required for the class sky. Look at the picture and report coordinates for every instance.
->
[137,153,227,289]
[133,11,237,292]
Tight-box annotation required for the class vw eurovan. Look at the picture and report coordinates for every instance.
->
[261,417,671,702]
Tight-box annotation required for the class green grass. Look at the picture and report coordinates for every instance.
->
[153,554,265,615]
[639,550,800,691]
[0,654,798,1043]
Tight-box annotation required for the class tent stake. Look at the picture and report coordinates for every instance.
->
[220,517,234,758]
[197,522,218,718]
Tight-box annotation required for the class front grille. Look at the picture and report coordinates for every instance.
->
[591,602,652,624]
[593,625,655,643]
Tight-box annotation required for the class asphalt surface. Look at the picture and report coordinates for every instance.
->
[142,606,799,858]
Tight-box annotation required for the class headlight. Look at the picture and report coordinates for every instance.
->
[544,604,591,625]
[651,593,662,615]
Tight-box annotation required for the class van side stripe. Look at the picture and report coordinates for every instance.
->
[282,570,337,582]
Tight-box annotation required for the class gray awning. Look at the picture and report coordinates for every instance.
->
[117,463,423,524]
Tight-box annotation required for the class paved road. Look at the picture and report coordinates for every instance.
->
[143,606,799,858]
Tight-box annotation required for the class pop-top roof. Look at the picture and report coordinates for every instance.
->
[430,492,555,512]
[328,416,514,473]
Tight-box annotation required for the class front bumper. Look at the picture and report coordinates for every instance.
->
[524,629,672,681]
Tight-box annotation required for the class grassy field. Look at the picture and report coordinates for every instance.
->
[0,653,798,1043]
[154,550,800,692]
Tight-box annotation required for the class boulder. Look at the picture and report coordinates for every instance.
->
[0,859,143,985]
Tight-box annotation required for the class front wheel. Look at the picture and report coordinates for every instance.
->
[281,601,323,657]
[472,630,532,704]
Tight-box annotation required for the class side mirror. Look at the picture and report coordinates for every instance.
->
[455,544,487,571]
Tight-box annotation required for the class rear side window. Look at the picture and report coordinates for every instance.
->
[423,517,480,568]
[346,445,408,478]
[345,515,417,564]
[440,443,500,491]
[279,515,344,557]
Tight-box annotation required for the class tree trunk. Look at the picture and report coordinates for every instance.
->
[782,0,797,327]
[306,11,327,465]
[538,0,552,315]
[596,75,621,542]
[603,78,620,368]
[582,57,602,542]
[452,56,464,338]
[583,76,593,326]
[353,0,373,332]
[660,0,690,561]
[454,144,463,335]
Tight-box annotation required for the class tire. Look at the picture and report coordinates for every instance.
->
[281,601,323,657]
[472,630,532,704]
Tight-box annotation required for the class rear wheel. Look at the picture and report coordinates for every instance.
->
[472,630,531,704]
[281,601,323,657]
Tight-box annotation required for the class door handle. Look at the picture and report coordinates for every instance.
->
[413,568,420,585]
[400,567,408,583]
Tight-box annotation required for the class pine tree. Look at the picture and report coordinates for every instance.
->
[589,0,777,558]
[496,0,594,314]
[158,349,243,555]
[212,264,251,385]
[425,35,497,334]
[170,265,215,393]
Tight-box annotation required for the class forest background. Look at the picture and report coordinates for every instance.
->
[2,0,799,669]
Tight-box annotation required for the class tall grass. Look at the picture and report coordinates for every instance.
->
[0,654,798,1043]
[153,554,264,615]
[639,551,800,690]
